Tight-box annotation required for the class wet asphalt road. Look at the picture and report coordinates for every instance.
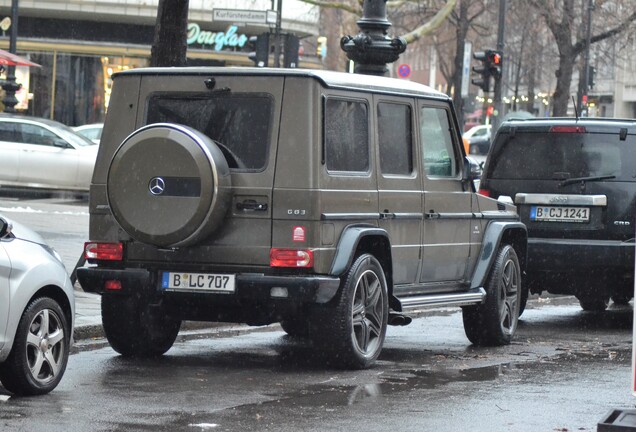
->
[0,300,633,432]
[0,191,634,431]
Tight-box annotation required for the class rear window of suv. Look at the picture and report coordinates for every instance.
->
[146,93,273,170]
[489,131,636,181]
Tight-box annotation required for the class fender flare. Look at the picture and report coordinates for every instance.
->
[470,220,527,289]
[329,225,391,277]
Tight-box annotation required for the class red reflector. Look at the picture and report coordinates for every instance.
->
[84,242,123,261]
[104,280,122,291]
[549,126,586,133]
[270,249,313,268]
[478,189,491,197]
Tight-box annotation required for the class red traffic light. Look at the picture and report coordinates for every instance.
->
[489,51,501,65]
[486,105,495,116]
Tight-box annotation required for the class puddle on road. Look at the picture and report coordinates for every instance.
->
[265,364,510,409]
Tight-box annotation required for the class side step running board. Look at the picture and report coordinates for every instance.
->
[396,287,486,311]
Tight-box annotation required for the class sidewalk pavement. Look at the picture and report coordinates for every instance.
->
[72,288,257,342]
[73,289,104,341]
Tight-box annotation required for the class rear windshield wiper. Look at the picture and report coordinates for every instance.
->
[559,174,616,187]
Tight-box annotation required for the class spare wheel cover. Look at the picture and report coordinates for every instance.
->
[107,123,231,247]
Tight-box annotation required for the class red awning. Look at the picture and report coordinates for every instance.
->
[0,49,40,67]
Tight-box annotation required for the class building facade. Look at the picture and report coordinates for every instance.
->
[0,0,320,126]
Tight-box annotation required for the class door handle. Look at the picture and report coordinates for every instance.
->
[380,210,396,220]
[236,199,268,212]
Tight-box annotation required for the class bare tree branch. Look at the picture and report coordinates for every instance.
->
[573,9,636,54]
[401,0,458,44]
[297,0,361,15]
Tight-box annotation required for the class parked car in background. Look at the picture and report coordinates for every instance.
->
[464,124,492,155]
[0,114,98,192]
[479,118,636,311]
[73,123,103,144]
[0,215,74,395]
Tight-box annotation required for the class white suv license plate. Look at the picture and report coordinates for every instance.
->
[161,272,236,293]
[530,206,590,223]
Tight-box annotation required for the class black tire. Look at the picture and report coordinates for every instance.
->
[611,295,632,306]
[102,294,181,357]
[280,316,311,338]
[0,297,70,395]
[518,284,529,317]
[315,254,388,369]
[577,294,610,311]
[463,244,521,346]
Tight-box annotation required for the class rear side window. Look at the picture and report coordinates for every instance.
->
[489,132,636,181]
[378,102,413,175]
[147,93,273,170]
[325,98,369,173]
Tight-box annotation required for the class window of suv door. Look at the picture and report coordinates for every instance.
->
[146,93,273,171]
[324,98,369,173]
[378,102,413,175]
[420,106,457,177]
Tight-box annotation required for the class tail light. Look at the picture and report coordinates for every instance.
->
[549,126,586,133]
[270,249,313,268]
[84,242,123,261]
[478,189,491,197]
[104,280,122,291]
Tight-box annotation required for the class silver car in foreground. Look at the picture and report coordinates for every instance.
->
[0,114,98,192]
[0,215,74,395]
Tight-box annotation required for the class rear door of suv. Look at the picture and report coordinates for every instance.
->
[131,73,283,267]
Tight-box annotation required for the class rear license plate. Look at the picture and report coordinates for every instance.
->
[161,272,235,293]
[530,206,590,223]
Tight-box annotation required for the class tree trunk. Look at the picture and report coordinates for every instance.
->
[451,0,469,128]
[525,36,537,114]
[552,48,575,116]
[150,0,189,67]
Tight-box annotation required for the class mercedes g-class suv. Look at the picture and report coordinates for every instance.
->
[479,118,636,311]
[77,67,526,369]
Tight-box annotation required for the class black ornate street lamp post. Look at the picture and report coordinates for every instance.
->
[340,0,406,76]
[3,0,20,113]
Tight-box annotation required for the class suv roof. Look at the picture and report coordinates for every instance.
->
[115,66,449,99]
[497,117,636,133]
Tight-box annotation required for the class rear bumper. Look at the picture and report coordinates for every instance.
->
[76,267,341,304]
[527,237,635,273]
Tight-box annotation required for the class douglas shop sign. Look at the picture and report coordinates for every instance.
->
[187,23,248,51]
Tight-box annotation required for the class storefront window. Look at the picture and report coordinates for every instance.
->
[15,52,147,127]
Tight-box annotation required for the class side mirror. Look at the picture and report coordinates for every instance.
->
[463,156,483,182]
[52,138,70,149]
[0,217,12,239]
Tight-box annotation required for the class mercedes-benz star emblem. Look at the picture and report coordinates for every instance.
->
[149,177,166,195]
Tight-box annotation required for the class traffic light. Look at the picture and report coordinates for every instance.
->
[488,50,502,79]
[248,33,270,67]
[284,34,299,68]
[471,49,503,93]
[588,66,596,89]
[472,51,492,93]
